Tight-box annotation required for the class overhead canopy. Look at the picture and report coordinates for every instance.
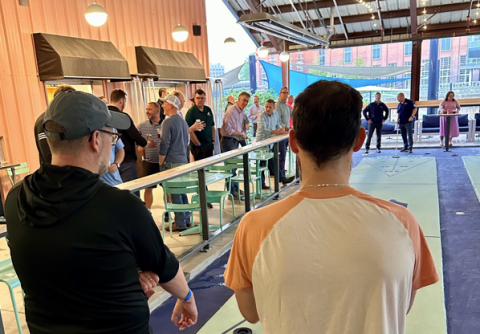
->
[293,64,411,78]
[217,64,244,87]
[33,33,130,81]
[135,46,206,82]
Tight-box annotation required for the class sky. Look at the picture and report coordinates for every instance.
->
[205,0,257,73]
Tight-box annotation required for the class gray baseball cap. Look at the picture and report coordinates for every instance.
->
[44,91,131,140]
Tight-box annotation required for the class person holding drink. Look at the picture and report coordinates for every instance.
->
[439,91,461,147]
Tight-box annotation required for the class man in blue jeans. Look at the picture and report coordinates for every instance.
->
[397,93,417,154]
[220,92,250,197]
[159,95,191,232]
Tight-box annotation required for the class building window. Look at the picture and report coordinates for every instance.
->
[441,38,452,52]
[344,47,352,63]
[460,55,467,65]
[372,45,381,60]
[421,60,429,86]
[297,66,304,72]
[459,69,471,83]
[319,49,325,66]
[468,35,480,49]
[440,57,451,84]
[404,42,412,56]
[403,61,412,89]
[297,52,304,64]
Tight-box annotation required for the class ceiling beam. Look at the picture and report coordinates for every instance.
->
[242,2,473,27]
[245,0,281,51]
[240,0,376,15]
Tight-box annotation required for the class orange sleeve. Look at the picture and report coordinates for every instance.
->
[224,195,303,291]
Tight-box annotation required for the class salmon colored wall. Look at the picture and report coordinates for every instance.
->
[0,0,209,199]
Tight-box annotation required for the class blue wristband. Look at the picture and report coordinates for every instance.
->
[197,143,201,147]
[182,289,192,302]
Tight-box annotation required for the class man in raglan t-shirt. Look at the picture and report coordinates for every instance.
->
[225,80,438,334]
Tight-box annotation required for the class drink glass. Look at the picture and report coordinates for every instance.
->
[196,119,202,131]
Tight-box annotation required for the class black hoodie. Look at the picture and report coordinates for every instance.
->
[5,164,179,334]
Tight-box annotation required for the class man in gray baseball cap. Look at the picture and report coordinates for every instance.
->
[5,91,198,333]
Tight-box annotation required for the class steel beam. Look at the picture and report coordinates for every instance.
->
[246,0,281,51]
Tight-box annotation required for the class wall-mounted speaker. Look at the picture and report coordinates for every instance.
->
[193,25,201,36]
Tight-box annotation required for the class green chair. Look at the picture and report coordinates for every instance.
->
[192,165,236,230]
[225,158,258,205]
[253,147,273,193]
[161,180,201,238]
[7,163,30,186]
[0,258,23,334]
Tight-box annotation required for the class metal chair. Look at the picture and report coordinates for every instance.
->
[0,258,23,333]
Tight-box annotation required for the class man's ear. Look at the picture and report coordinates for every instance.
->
[353,127,366,152]
[289,130,299,154]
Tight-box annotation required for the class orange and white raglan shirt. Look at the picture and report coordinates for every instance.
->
[224,187,439,334]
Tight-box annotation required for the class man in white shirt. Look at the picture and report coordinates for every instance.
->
[247,96,264,137]
[225,80,439,334]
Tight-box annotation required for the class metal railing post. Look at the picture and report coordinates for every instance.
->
[242,153,251,212]
[197,168,210,252]
[273,142,280,200]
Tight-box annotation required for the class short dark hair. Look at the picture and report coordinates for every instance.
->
[110,89,127,103]
[238,91,251,99]
[195,89,206,96]
[265,99,275,104]
[293,80,362,169]
[158,88,167,98]
[375,92,381,96]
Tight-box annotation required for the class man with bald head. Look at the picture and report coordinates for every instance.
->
[248,96,264,137]
[225,95,235,112]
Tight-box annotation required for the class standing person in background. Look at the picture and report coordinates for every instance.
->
[286,94,294,128]
[159,95,191,232]
[225,96,235,112]
[396,93,417,154]
[224,80,438,333]
[108,89,156,196]
[239,114,250,147]
[220,92,250,197]
[247,96,264,137]
[138,102,163,211]
[34,85,76,165]
[98,96,109,104]
[101,129,124,187]
[185,89,215,209]
[157,88,168,123]
[256,99,287,189]
[275,87,294,186]
[362,92,389,154]
[439,91,461,147]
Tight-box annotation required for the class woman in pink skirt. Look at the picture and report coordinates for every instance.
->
[439,91,461,147]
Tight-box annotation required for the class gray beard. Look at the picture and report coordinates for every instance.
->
[98,158,109,176]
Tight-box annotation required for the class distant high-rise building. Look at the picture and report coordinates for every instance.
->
[210,63,225,78]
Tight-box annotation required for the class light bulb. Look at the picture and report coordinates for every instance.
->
[369,8,373,11]
[374,22,377,27]
[85,3,107,27]
[371,15,375,19]
[172,24,189,42]
[424,25,427,29]
[279,51,290,62]
[423,9,426,14]
[257,46,269,58]
[475,19,478,23]
[424,17,427,21]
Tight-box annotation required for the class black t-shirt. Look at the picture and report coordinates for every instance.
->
[5,166,179,334]
[185,105,215,148]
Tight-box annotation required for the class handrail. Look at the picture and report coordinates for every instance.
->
[362,98,480,110]
[117,134,290,192]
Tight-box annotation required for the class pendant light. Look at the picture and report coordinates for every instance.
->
[85,1,107,27]
[172,24,189,42]
[224,37,236,44]
[279,42,290,62]
[257,38,269,58]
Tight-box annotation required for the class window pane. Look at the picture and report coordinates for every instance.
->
[404,42,412,56]
[344,47,352,63]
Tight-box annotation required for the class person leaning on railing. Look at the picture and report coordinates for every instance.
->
[256,99,288,190]
[6,91,198,333]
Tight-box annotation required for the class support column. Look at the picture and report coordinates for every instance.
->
[427,39,440,114]
[281,59,290,90]
[249,55,257,94]
[410,40,422,103]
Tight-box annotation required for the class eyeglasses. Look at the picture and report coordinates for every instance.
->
[195,97,206,100]
[281,91,289,94]
[89,129,122,145]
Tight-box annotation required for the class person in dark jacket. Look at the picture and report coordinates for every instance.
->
[157,88,168,123]
[34,85,76,165]
[6,91,198,334]
[362,92,389,153]
[108,89,155,196]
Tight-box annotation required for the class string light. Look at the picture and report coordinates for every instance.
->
[424,25,427,29]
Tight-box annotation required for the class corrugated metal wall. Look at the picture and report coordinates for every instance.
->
[0,0,209,179]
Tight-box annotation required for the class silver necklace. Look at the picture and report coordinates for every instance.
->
[301,183,350,188]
